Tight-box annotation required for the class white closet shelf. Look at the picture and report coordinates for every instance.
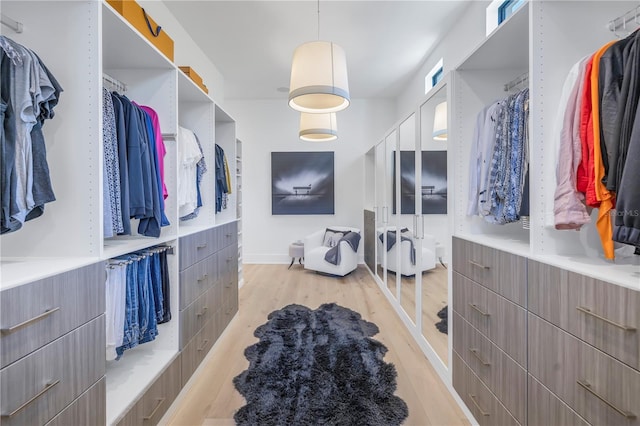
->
[0,257,102,290]
[178,223,216,238]
[454,232,530,258]
[102,234,177,259]
[178,69,212,103]
[456,2,529,71]
[533,254,640,291]
[106,347,179,425]
[102,2,174,70]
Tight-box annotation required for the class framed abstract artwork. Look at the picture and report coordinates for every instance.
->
[271,151,335,215]
[393,150,447,214]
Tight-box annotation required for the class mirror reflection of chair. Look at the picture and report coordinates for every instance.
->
[304,226,360,276]
[376,226,436,276]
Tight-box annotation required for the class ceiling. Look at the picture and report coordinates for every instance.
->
[163,1,469,100]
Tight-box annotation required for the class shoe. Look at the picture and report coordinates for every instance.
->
[437,305,448,319]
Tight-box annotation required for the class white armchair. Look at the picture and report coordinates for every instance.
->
[304,226,360,276]
[377,226,436,276]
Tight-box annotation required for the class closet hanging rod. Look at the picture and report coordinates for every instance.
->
[1,13,23,33]
[504,72,528,92]
[608,5,640,37]
[103,73,127,92]
[161,133,177,140]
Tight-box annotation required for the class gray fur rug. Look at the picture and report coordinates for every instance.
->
[233,303,409,425]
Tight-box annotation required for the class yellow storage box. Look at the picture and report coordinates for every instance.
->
[107,0,174,62]
[179,66,209,94]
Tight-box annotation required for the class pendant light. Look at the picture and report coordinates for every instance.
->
[288,0,350,113]
[433,101,447,141]
[299,112,338,141]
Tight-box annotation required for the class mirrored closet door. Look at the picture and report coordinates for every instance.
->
[418,81,450,367]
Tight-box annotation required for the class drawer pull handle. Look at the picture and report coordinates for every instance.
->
[143,397,166,421]
[468,303,490,317]
[577,380,636,419]
[226,257,232,262]
[196,307,208,317]
[197,339,210,352]
[226,233,232,237]
[576,306,636,332]
[2,380,60,417]
[469,349,491,366]
[197,243,207,249]
[469,260,489,270]
[468,393,490,417]
[1,307,61,334]
[197,274,208,282]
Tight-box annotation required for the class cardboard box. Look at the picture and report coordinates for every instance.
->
[107,0,174,62]
[179,66,209,94]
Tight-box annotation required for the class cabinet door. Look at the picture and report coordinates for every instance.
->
[528,260,640,371]
[0,316,105,426]
[529,313,640,426]
[45,378,106,426]
[452,238,527,307]
[452,352,520,426]
[453,312,526,424]
[116,355,181,426]
[528,375,588,426]
[453,272,527,365]
[0,262,105,368]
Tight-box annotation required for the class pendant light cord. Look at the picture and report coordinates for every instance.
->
[317,0,320,40]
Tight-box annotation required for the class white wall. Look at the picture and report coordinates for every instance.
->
[139,0,225,103]
[226,99,396,263]
[395,0,490,119]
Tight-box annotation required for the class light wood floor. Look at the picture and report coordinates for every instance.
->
[165,264,468,426]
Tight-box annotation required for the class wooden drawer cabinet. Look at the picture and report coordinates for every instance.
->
[181,318,216,387]
[452,237,527,306]
[45,377,105,426]
[180,289,214,349]
[218,221,237,248]
[453,272,527,365]
[528,314,640,426]
[179,228,219,270]
[453,312,526,424]
[218,243,239,283]
[453,352,520,426]
[116,355,181,426]
[0,316,105,426]
[528,260,640,371]
[0,262,105,368]
[179,252,218,310]
[528,375,588,426]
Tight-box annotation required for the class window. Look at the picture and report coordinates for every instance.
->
[425,58,444,94]
[431,67,443,87]
[498,0,525,24]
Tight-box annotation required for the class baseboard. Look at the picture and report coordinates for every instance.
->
[244,253,366,264]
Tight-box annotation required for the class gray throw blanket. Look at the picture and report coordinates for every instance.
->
[324,231,361,265]
[378,230,416,265]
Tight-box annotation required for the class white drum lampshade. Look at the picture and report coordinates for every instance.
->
[433,101,448,141]
[289,41,350,113]
[299,112,337,141]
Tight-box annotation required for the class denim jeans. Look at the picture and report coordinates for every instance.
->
[137,255,158,344]
[149,252,164,323]
[116,259,140,358]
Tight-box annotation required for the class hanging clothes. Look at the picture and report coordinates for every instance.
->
[180,132,207,221]
[107,246,172,360]
[553,32,640,256]
[215,144,230,213]
[467,87,529,225]
[103,93,169,238]
[0,35,62,234]
[103,88,124,237]
[178,126,203,217]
